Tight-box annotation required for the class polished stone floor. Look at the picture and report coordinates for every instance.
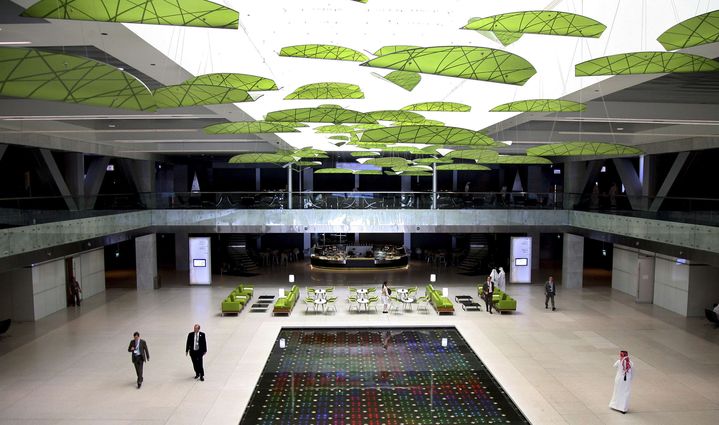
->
[0,261,718,425]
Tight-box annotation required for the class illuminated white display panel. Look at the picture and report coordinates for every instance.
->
[510,237,532,283]
[189,237,211,285]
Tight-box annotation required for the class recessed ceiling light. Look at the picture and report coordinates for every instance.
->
[108,124,116,128]
[616,127,624,131]
[0,41,32,45]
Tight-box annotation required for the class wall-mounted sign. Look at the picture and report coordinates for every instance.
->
[189,237,211,285]
[510,237,532,283]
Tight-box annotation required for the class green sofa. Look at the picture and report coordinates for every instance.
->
[426,284,454,315]
[273,285,299,316]
[477,285,517,313]
[221,284,254,316]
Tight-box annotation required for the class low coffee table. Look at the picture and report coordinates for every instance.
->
[455,295,481,311]
[258,295,275,301]
[250,302,271,312]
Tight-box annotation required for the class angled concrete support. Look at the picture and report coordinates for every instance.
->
[613,158,643,210]
[563,160,603,207]
[120,159,156,208]
[649,152,690,212]
[39,149,78,211]
[84,157,110,209]
[0,144,7,162]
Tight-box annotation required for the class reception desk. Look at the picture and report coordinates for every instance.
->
[311,255,409,270]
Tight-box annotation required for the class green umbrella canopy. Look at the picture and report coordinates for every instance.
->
[436,163,491,171]
[21,0,239,29]
[392,119,445,127]
[315,124,358,134]
[353,170,383,175]
[315,167,354,174]
[480,155,552,165]
[350,151,381,157]
[395,171,433,177]
[490,99,586,113]
[204,121,305,134]
[401,102,471,112]
[392,165,433,172]
[376,70,422,91]
[0,47,155,111]
[463,11,606,38]
[658,10,719,50]
[294,161,322,167]
[329,135,349,141]
[350,142,388,149]
[153,84,252,108]
[229,153,295,164]
[470,23,525,47]
[373,45,421,56]
[292,148,328,159]
[353,123,386,131]
[365,157,411,168]
[360,125,496,146]
[265,107,378,124]
[367,110,426,122]
[280,44,369,62]
[285,82,364,100]
[413,157,453,165]
[575,52,719,76]
[183,73,277,91]
[380,146,424,154]
[444,149,500,162]
[362,46,536,86]
[527,142,643,157]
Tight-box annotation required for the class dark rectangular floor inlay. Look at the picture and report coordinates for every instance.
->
[240,327,530,424]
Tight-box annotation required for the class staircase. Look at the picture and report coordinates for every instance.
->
[457,234,489,276]
[224,235,260,276]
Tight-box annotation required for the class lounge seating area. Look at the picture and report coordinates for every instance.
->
[273,285,299,316]
[426,284,455,315]
[706,307,719,327]
[477,285,517,314]
[221,284,254,316]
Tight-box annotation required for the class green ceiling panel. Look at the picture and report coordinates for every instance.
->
[294,161,322,167]
[444,149,499,161]
[328,135,350,141]
[154,84,251,108]
[658,10,719,50]
[463,11,606,38]
[392,119,445,127]
[378,70,422,91]
[490,99,586,112]
[22,0,239,29]
[229,153,295,164]
[183,73,277,91]
[292,148,328,159]
[315,124,357,133]
[373,45,421,56]
[392,165,432,172]
[285,82,364,100]
[397,171,433,177]
[354,170,383,175]
[436,163,491,171]
[351,142,388,149]
[380,146,424,154]
[362,46,536,85]
[350,151,381,157]
[575,52,719,76]
[315,168,354,174]
[204,121,302,134]
[401,102,471,112]
[413,157,453,165]
[265,107,378,124]
[527,142,643,157]
[353,123,386,131]
[360,125,496,146]
[468,18,525,47]
[280,44,368,62]
[367,110,425,122]
[0,47,155,111]
[365,157,410,168]
[481,155,553,165]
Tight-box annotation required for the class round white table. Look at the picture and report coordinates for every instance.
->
[395,288,409,300]
[356,288,368,297]
[357,298,369,312]
[314,289,327,300]
[401,297,415,311]
[313,298,327,311]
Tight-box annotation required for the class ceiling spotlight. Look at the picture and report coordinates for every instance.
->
[117,67,124,71]
[616,127,624,131]
[108,124,116,128]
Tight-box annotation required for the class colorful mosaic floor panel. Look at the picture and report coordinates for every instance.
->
[240,327,530,424]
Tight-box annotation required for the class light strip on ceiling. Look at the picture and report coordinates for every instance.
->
[0,129,199,133]
[118,149,265,153]
[550,117,719,126]
[115,139,260,143]
[0,41,32,45]
[558,131,719,138]
[0,114,219,121]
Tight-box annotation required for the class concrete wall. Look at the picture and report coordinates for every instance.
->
[30,258,66,320]
[612,245,639,296]
[687,265,719,317]
[74,248,105,299]
[0,268,34,321]
[653,255,690,316]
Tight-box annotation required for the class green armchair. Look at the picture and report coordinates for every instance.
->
[235,284,254,299]
[221,294,246,316]
[494,293,517,313]
[425,284,454,315]
[273,285,299,316]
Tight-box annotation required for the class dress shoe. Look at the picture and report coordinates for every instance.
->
[194,374,199,379]
[545,305,548,309]
[137,382,141,389]
[552,307,556,311]
[200,376,204,381]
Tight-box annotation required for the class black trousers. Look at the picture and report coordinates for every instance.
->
[545,293,555,308]
[190,351,204,377]
[132,357,144,383]
[485,292,493,313]
[72,293,81,306]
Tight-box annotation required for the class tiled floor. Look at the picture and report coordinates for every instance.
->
[0,261,718,425]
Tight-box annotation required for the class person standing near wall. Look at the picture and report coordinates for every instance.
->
[609,350,634,414]
[545,276,557,311]
[128,331,149,388]
[69,276,82,306]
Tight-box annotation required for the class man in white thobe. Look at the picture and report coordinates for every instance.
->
[496,267,506,292]
[609,350,633,414]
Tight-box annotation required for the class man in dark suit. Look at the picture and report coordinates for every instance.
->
[545,276,557,311]
[127,331,149,388]
[483,275,495,314]
[185,324,207,381]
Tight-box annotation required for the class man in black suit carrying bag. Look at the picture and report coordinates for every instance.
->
[185,324,207,381]
[128,331,149,388]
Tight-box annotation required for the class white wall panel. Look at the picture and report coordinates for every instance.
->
[653,256,690,316]
[612,245,638,296]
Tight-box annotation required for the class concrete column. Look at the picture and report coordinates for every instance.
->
[304,233,311,254]
[135,234,158,290]
[452,171,458,192]
[303,167,313,191]
[561,233,584,289]
[527,166,546,194]
[530,232,540,270]
[432,163,437,209]
[255,168,261,191]
[174,164,189,193]
[287,165,293,209]
[63,153,84,208]
[404,233,411,253]
[175,232,189,271]
[401,176,411,192]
